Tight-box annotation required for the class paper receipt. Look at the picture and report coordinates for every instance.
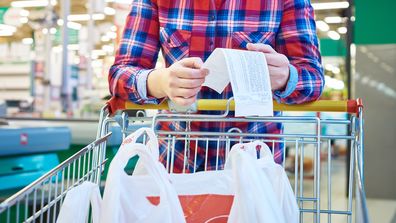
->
[202,48,273,117]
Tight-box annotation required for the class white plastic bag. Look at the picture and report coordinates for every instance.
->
[129,167,234,223]
[236,141,300,223]
[258,142,300,223]
[125,127,159,175]
[57,181,102,223]
[130,146,284,223]
[225,145,286,223]
[100,129,185,223]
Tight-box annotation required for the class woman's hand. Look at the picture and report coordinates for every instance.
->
[246,43,290,91]
[148,57,209,106]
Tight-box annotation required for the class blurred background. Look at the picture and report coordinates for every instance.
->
[0,0,394,222]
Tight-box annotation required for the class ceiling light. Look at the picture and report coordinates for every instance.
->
[106,31,117,39]
[20,17,29,23]
[102,45,114,53]
[105,0,132,4]
[101,35,111,42]
[350,43,356,57]
[0,24,17,32]
[325,64,334,71]
[57,19,64,26]
[0,30,14,36]
[361,76,369,85]
[22,38,33,45]
[324,16,345,24]
[325,76,345,90]
[50,27,57,34]
[327,30,341,40]
[316,21,329,32]
[332,66,341,74]
[337,27,347,34]
[369,80,377,88]
[11,0,49,8]
[92,49,106,57]
[67,44,79,50]
[58,20,82,30]
[92,60,103,68]
[19,9,30,17]
[380,62,394,73]
[104,7,116,15]
[67,21,82,30]
[312,2,349,10]
[68,13,105,22]
[52,44,80,52]
[334,80,345,90]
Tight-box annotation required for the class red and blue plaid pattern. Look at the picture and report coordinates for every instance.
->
[109,0,324,172]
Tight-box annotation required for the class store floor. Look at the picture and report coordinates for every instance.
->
[367,198,396,223]
[297,156,396,223]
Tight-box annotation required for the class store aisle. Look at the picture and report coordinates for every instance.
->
[297,156,396,223]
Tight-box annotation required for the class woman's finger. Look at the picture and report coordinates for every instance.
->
[171,96,197,107]
[246,43,277,54]
[172,77,205,89]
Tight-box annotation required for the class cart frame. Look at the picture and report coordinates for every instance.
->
[0,98,369,223]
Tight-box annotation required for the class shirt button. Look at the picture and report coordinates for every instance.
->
[209,41,214,46]
[210,15,216,21]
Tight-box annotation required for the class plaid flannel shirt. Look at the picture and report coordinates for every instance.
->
[109,0,324,172]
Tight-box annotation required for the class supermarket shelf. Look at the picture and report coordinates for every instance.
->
[0,87,30,91]
[0,92,31,100]
[0,64,30,76]
[0,63,31,101]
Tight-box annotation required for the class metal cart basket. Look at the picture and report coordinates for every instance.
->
[0,98,369,223]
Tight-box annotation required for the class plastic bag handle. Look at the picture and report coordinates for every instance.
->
[228,141,273,160]
[110,133,185,222]
[224,145,286,223]
[115,144,171,205]
[123,127,159,160]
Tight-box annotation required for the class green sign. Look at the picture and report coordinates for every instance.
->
[319,38,346,57]
[355,0,396,44]
[54,28,79,45]
[0,7,8,24]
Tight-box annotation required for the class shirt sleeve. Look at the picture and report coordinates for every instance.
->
[273,0,325,104]
[108,0,161,105]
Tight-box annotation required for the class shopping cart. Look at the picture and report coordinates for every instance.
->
[0,98,369,223]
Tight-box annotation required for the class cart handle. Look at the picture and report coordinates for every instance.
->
[107,97,363,115]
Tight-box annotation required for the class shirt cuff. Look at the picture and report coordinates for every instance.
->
[274,64,298,99]
[136,69,163,104]
[136,69,153,100]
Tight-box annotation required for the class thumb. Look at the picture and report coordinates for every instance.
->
[246,43,276,54]
[179,57,204,69]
